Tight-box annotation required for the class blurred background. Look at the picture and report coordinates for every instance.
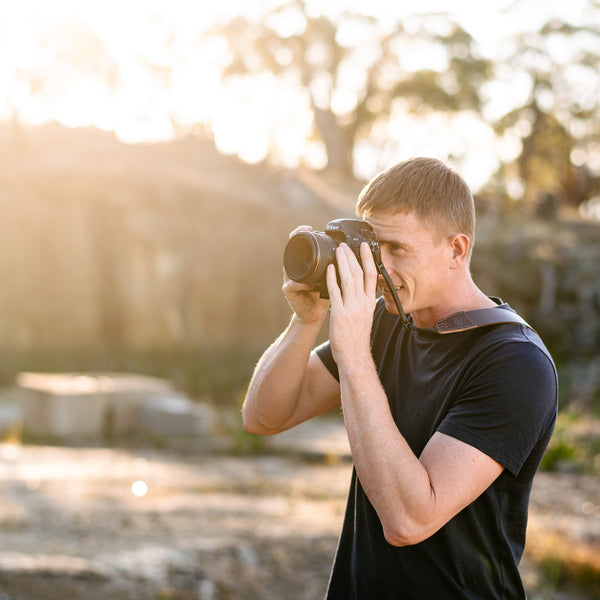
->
[0,0,599,598]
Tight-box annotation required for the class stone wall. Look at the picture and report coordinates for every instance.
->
[0,122,598,408]
[0,123,339,355]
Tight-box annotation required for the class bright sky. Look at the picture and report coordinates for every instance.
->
[0,0,595,191]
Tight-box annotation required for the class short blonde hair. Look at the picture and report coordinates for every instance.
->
[357,157,475,256]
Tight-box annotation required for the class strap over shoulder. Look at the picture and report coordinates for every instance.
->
[433,307,534,334]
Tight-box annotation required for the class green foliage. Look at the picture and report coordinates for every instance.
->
[489,7,600,209]
[212,2,492,175]
[540,411,600,475]
[472,213,600,369]
[229,424,267,455]
[540,416,581,472]
[212,0,600,207]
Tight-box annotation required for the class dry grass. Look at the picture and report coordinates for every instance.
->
[526,529,600,596]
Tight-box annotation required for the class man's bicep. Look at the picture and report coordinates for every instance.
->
[295,351,341,422]
[419,432,504,531]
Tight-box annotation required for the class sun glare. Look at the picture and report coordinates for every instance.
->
[0,0,595,188]
[1,0,224,139]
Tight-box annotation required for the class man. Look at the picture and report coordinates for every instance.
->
[242,157,557,599]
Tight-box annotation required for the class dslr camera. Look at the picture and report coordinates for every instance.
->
[283,218,382,298]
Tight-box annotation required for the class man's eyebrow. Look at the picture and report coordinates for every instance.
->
[377,236,406,246]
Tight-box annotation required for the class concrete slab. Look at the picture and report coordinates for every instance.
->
[265,417,350,460]
[139,396,215,437]
[16,372,196,440]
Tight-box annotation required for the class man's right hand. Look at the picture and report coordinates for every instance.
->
[282,226,330,325]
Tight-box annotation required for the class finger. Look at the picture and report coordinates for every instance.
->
[282,270,319,295]
[336,244,364,297]
[360,243,379,297]
[333,245,352,298]
[326,263,342,305]
[289,225,313,239]
[282,278,316,293]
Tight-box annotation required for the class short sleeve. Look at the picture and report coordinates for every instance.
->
[437,340,557,476]
[315,340,339,381]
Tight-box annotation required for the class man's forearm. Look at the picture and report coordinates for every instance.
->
[339,351,505,548]
[242,313,326,434]
[338,353,434,545]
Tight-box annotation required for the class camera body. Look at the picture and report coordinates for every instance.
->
[283,218,382,298]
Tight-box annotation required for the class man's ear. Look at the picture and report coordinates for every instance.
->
[449,234,470,268]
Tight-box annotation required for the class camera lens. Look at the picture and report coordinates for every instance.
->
[283,231,334,284]
[283,233,318,281]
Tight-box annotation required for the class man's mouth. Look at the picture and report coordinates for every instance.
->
[379,280,402,294]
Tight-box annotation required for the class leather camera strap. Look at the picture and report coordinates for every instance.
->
[433,306,534,334]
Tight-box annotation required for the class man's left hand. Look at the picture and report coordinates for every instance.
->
[326,242,378,367]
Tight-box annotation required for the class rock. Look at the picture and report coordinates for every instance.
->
[139,397,215,437]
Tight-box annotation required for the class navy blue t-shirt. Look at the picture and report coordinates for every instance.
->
[316,298,557,600]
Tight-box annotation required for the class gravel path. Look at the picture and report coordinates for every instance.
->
[0,433,598,599]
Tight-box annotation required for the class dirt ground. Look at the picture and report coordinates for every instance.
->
[0,423,599,600]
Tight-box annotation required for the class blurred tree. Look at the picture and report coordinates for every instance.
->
[211,1,492,176]
[491,12,600,210]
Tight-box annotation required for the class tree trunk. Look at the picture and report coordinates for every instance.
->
[312,105,354,176]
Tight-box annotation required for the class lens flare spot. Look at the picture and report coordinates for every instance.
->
[131,480,148,497]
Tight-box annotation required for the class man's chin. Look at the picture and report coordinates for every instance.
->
[381,291,403,315]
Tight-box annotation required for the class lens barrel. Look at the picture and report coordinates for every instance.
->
[283,231,336,285]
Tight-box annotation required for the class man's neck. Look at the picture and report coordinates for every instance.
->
[411,285,496,330]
